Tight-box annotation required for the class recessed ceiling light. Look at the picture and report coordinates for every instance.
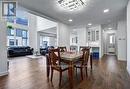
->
[69,19,73,22]
[104,9,109,13]
[88,23,92,26]
[108,28,112,30]
[73,29,76,31]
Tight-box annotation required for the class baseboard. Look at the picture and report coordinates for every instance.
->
[118,57,127,61]
[118,58,127,61]
[0,71,9,76]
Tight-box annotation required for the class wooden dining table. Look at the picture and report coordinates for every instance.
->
[46,51,93,89]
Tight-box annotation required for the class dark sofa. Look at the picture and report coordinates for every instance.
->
[40,46,54,55]
[7,46,34,57]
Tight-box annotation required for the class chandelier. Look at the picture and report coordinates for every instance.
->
[57,0,87,11]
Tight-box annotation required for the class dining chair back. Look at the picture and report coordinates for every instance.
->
[79,46,90,59]
[79,46,90,52]
[81,49,90,66]
[48,48,69,86]
[58,46,67,52]
[49,48,61,69]
[75,48,90,80]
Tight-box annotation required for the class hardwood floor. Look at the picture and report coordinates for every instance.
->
[0,55,130,89]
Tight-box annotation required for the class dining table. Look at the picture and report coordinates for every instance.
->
[46,51,93,89]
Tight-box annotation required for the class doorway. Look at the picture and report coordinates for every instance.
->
[106,33,116,55]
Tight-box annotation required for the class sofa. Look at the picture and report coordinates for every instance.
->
[40,46,54,55]
[7,46,34,57]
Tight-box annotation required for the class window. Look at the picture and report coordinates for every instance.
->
[7,18,14,23]
[9,39,14,46]
[7,16,29,47]
[110,35,113,44]
[9,39,18,46]
[7,28,28,46]
[22,30,27,38]
[10,29,15,36]
[7,17,28,26]
[22,39,27,46]
[109,35,115,44]
[7,28,15,36]
[16,18,28,26]
[43,41,48,48]
[40,36,49,48]
[16,29,22,37]
[16,39,18,46]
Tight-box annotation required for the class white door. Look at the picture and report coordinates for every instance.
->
[107,33,116,54]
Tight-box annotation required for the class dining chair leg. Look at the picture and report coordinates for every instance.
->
[75,67,78,76]
[80,67,83,80]
[51,68,53,82]
[85,67,88,77]
[59,72,62,86]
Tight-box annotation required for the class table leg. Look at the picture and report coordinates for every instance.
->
[68,61,74,89]
[90,54,93,69]
[46,55,50,79]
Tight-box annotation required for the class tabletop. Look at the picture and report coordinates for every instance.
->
[60,52,82,61]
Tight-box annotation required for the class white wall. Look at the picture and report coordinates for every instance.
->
[37,16,57,31]
[0,20,8,76]
[127,0,130,74]
[0,2,8,76]
[70,27,87,51]
[57,22,70,49]
[77,27,87,47]
[27,13,39,51]
[117,19,127,61]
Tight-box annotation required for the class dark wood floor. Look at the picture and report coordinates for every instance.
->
[0,55,130,89]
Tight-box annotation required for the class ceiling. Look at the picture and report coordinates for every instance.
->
[18,0,128,27]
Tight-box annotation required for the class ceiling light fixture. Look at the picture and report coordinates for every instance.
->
[88,23,92,26]
[108,28,112,30]
[103,9,109,13]
[69,19,73,22]
[57,0,88,11]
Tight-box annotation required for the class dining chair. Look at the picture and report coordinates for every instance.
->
[75,48,90,80]
[58,46,67,52]
[48,48,69,86]
[79,46,91,59]
[70,45,78,51]
[79,46,91,52]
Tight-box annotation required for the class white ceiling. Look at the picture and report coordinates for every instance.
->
[18,0,128,27]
